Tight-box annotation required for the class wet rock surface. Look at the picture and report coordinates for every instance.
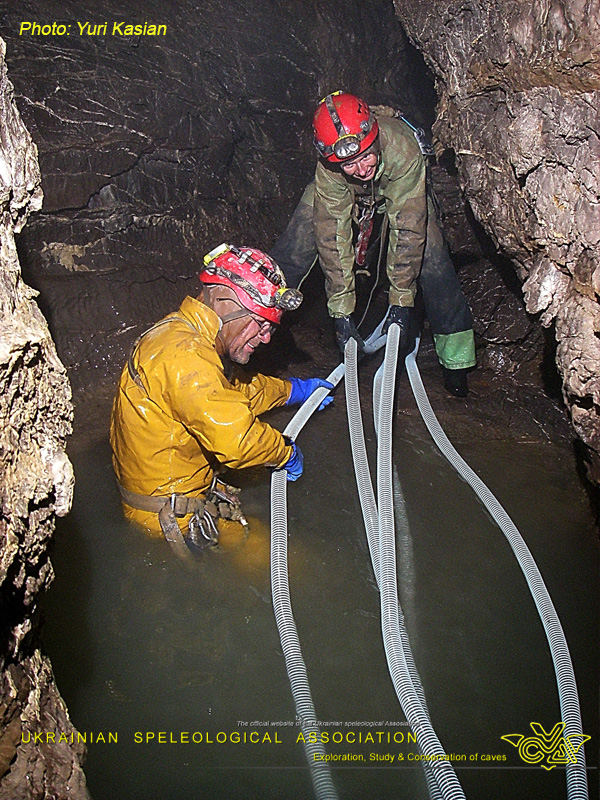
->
[0,36,89,800]
[0,2,596,798]
[393,0,600,481]
[2,0,428,395]
[0,654,89,800]
[430,160,548,386]
[0,6,595,796]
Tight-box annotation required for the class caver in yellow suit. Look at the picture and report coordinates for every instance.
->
[110,243,333,551]
[110,295,293,537]
[110,290,298,533]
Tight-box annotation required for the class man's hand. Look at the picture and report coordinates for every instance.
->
[286,377,334,410]
[280,441,303,482]
[334,316,365,357]
[382,305,416,358]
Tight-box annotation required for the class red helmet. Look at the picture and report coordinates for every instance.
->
[200,244,302,324]
[313,92,379,163]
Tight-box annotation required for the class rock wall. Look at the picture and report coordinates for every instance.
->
[393,0,600,481]
[0,37,89,800]
[2,0,431,394]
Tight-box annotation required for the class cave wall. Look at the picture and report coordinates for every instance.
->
[5,1,597,479]
[1,0,433,394]
[0,36,89,800]
[0,3,594,792]
[393,0,600,480]
[3,0,598,476]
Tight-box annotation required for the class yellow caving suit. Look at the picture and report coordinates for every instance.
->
[110,295,293,535]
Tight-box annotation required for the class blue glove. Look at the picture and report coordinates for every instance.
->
[281,441,303,482]
[286,377,334,411]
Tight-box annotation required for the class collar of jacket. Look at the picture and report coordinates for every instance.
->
[178,295,222,342]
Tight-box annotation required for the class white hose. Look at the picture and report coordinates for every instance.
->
[270,320,588,800]
[269,364,345,800]
[404,340,589,800]
[372,342,444,800]
[346,333,464,800]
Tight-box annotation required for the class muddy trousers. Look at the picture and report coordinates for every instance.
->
[271,184,476,370]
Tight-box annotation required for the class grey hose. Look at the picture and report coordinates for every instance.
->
[404,340,589,800]
[349,335,445,800]
[373,351,445,800]
[344,340,381,580]
[270,364,345,800]
[346,333,464,800]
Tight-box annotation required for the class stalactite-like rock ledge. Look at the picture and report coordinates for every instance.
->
[394,0,600,482]
[0,37,89,800]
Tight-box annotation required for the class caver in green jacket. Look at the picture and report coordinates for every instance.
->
[314,115,427,318]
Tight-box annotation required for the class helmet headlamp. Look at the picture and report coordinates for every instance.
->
[312,92,378,163]
[274,286,303,311]
[200,243,303,324]
[333,135,361,160]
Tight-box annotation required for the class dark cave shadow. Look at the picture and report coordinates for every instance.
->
[572,439,600,526]
[462,198,524,295]
[249,265,332,375]
[40,498,95,713]
[455,196,566,403]
[39,437,125,716]
[446,190,599,514]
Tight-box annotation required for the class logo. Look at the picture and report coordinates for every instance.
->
[501,722,590,771]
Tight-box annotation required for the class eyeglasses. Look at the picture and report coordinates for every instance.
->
[247,314,274,337]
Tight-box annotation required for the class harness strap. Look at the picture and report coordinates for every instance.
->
[118,484,206,516]
[117,483,208,562]
[157,504,195,562]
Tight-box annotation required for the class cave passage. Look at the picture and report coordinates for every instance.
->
[1,1,598,798]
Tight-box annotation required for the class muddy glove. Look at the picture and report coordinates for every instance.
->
[279,441,303,482]
[334,315,365,357]
[286,377,334,410]
[382,305,416,359]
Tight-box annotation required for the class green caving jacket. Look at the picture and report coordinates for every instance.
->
[313,115,428,318]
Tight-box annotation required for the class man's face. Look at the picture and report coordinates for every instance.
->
[221,313,274,365]
[202,285,275,365]
[340,151,379,181]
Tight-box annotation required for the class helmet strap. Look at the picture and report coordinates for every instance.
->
[211,292,253,326]
[202,286,248,329]
[219,308,251,325]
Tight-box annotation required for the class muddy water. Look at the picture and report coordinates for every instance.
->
[42,392,598,800]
